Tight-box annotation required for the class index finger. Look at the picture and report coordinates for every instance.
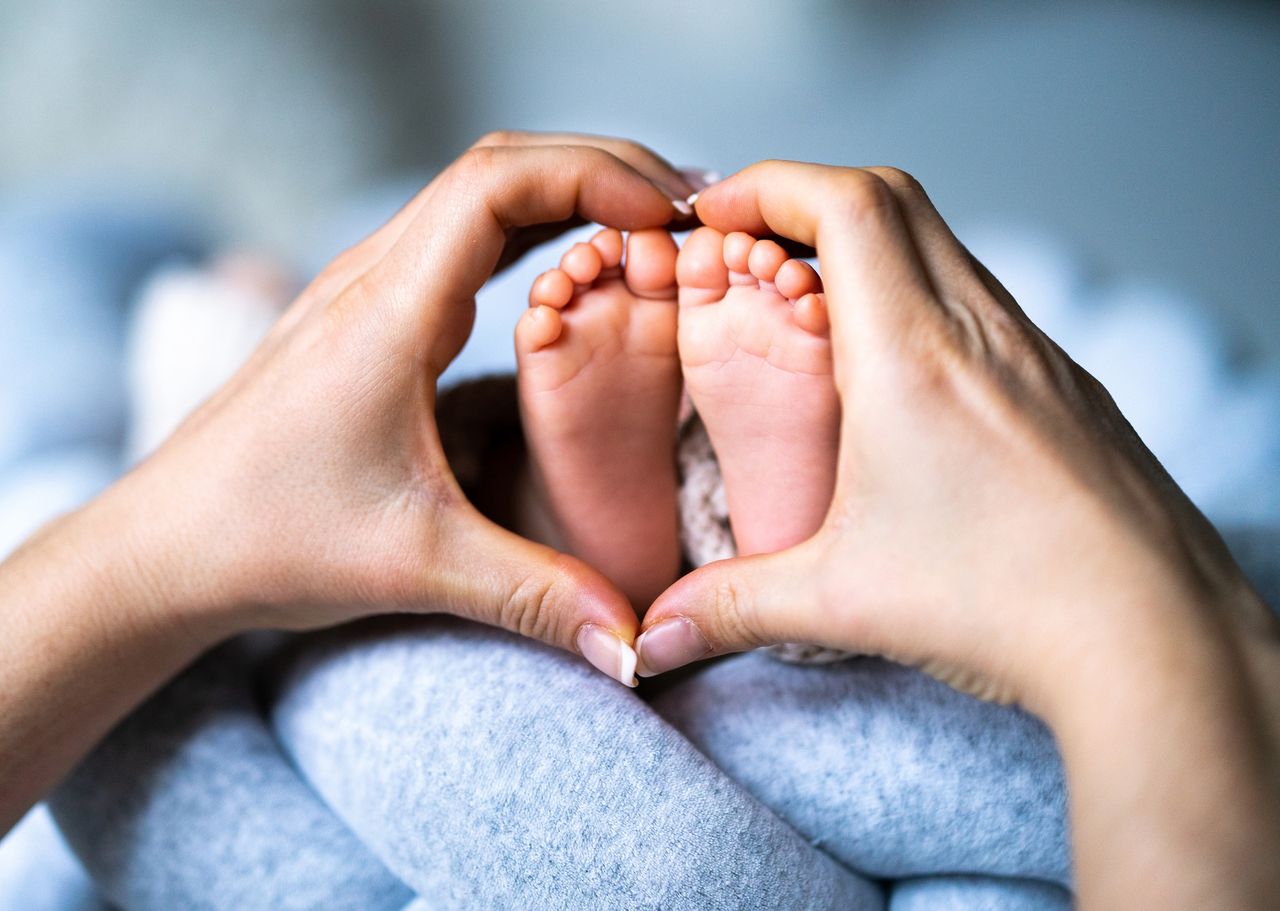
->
[691,161,937,346]
[362,143,687,371]
[470,130,697,203]
[310,133,695,306]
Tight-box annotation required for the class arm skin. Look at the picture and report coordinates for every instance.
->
[638,161,1280,909]
[1053,590,1280,909]
[0,131,697,836]
[0,484,227,835]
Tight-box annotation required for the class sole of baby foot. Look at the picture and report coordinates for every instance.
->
[515,227,683,611]
[676,226,838,556]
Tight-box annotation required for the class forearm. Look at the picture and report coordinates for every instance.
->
[1049,582,1280,909]
[0,488,236,835]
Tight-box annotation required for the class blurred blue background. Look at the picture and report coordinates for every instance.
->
[1,0,1276,352]
[0,5,1278,903]
[0,0,1277,549]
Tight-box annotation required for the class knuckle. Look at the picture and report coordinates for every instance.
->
[611,137,646,157]
[708,574,767,650]
[1075,361,1118,409]
[452,145,500,181]
[574,143,610,165]
[472,129,518,149]
[836,172,897,224]
[988,308,1035,353]
[324,266,379,322]
[892,317,966,397]
[873,166,925,196]
[500,571,560,643]
[746,159,787,181]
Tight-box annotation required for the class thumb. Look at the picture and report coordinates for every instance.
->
[427,505,641,687]
[635,541,831,677]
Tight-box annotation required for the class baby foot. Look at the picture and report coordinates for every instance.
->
[676,227,838,555]
[515,228,683,610]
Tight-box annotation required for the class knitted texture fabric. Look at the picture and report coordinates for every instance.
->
[438,376,857,666]
[676,412,856,666]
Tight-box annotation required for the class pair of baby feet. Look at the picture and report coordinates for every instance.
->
[515,226,840,610]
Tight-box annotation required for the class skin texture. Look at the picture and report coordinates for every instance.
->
[0,131,696,834]
[516,228,683,611]
[1,142,1275,908]
[514,223,833,605]
[676,226,834,556]
[637,161,1280,909]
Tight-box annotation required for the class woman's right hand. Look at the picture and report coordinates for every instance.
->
[636,161,1280,908]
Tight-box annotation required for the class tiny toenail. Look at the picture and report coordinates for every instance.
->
[671,198,693,217]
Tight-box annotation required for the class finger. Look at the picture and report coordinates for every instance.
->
[680,166,722,193]
[426,502,641,687]
[491,132,707,268]
[690,161,940,362]
[311,133,694,309]
[472,130,697,203]
[356,145,686,372]
[494,218,589,275]
[635,542,834,676]
[860,167,1016,321]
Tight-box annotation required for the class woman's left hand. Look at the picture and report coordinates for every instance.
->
[133,131,700,653]
[0,132,693,832]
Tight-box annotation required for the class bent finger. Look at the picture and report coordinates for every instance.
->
[363,144,686,371]
[636,543,834,676]
[471,130,696,203]
[423,501,641,686]
[305,133,693,315]
[690,161,940,362]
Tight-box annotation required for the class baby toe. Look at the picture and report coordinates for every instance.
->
[722,232,755,277]
[623,229,678,299]
[589,228,624,270]
[775,259,822,301]
[676,227,729,306]
[747,239,788,284]
[529,269,575,310]
[515,304,564,352]
[560,242,603,286]
[794,292,830,336]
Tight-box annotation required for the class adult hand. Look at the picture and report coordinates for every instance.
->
[635,161,1280,907]
[1,132,694,833]
[143,132,703,668]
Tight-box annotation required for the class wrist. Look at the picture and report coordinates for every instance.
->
[1037,570,1280,907]
[0,477,236,831]
[47,474,249,650]
[1033,554,1280,733]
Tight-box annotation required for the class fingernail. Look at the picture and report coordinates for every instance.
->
[577,624,638,687]
[671,198,693,217]
[635,617,711,677]
[679,168,723,192]
[685,192,700,208]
